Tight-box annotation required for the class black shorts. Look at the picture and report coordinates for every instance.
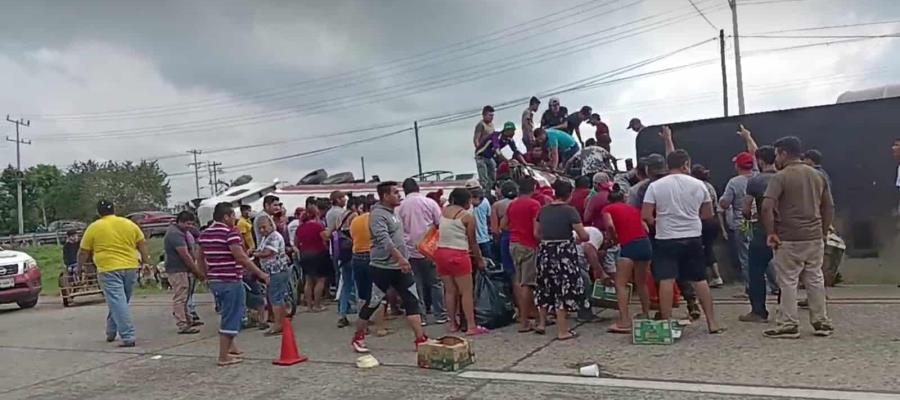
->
[359,267,421,320]
[651,237,707,282]
[300,252,332,278]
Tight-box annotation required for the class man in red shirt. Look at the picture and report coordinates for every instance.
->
[589,113,611,152]
[568,175,591,221]
[507,176,543,333]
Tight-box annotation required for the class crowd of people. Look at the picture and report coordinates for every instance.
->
[70,95,843,365]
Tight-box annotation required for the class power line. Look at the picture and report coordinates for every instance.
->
[741,32,900,39]
[5,115,31,235]
[688,0,718,31]
[752,18,900,35]
[37,2,726,141]
[24,0,627,121]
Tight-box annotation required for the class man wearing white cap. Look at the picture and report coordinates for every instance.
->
[541,97,568,131]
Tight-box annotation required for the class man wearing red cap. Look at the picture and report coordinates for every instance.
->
[719,126,759,297]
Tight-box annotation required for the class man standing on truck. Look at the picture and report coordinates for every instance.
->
[521,96,540,151]
[762,136,835,339]
[541,97,568,131]
[78,200,150,348]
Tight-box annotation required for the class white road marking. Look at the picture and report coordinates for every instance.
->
[458,371,900,400]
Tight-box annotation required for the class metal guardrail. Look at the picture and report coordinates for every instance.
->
[0,222,171,246]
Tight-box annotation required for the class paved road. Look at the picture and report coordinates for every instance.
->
[1,285,899,399]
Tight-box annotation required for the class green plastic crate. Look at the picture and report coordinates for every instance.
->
[632,319,682,345]
[591,282,631,309]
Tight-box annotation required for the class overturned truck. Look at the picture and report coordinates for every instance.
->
[636,96,900,283]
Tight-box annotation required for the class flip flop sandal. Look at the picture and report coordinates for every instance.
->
[263,330,283,337]
[533,327,546,335]
[557,331,579,341]
[607,325,632,334]
[217,358,243,367]
[709,327,727,335]
[178,328,201,335]
[228,351,244,356]
[465,326,490,337]
[517,327,535,333]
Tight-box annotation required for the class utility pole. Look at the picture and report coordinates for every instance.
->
[413,121,423,177]
[729,0,746,115]
[207,161,222,196]
[719,29,729,117]
[6,115,31,235]
[187,149,203,198]
[360,156,366,182]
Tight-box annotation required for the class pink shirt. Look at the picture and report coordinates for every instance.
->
[396,192,442,259]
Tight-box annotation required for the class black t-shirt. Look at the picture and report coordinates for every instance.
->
[541,107,568,129]
[537,203,581,240]
[746,171,776,221]
[565,113,584,134]
[63,242,79,266]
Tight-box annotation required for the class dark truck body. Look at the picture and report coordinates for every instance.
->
[635,97,900,258]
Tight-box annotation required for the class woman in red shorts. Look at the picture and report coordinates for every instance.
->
[433,188,487,336]
[602,185,653,333]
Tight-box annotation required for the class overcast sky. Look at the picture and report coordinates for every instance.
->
[1,0,898,203]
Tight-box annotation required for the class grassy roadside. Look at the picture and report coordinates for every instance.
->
[28,237,166,297]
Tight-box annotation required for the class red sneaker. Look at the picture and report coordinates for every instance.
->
[414,335,430,350]
[351,334,369,353]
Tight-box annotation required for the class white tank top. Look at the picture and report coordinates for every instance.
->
[437,216,469,251]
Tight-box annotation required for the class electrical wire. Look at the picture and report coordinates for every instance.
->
[36,2,727,141]
[751,18,900,35]
[741,33,900,39]
[688,0,719,31]
[24,0,632,121]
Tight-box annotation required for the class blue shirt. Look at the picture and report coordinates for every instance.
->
[473,199,491,244]
[476,132,521,159]
[546,128,578,150]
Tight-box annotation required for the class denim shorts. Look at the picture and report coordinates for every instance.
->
[267,271,291,306]
[209,281,246,337]
[620,237,653,262]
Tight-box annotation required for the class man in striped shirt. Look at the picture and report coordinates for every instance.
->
[198,202,269,367]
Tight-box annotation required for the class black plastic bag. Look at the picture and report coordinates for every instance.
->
[474,271,515,329]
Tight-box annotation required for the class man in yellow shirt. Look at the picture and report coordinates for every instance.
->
[238,205,256,251]
[78,200,150,347]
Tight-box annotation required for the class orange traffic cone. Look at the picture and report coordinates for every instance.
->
[273,317,308,366]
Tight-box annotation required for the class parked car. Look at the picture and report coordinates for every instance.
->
[0,246,41,309]
[127,211,176,237]
[46,220,87,233]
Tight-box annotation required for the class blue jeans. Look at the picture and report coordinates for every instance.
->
[729,227,751,290]
[411,257,445,320]
[352,253,373,305]
[98,269,138,343]
[748,227,773,317]
[187,276,197,315]
[479,241,495,264]
[338,259,357,316]
[209,281,246,336]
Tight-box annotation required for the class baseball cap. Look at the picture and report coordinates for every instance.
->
[592,171,611,184]
[645,153,667,177]
[549,97,560,106]
[732,152,755,169]
[502,121,516,131]
[464,178,481,189]
[96,200,114,215]
[627,117,642,129]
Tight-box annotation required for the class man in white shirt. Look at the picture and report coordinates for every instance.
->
[641,149,723,334]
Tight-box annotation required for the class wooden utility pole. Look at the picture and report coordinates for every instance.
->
[729,0,746,114]
[187,149,203,198]
[6,115,31,235]
[719,29,729,117]
[360,156,366,182]
[414,121,423,177]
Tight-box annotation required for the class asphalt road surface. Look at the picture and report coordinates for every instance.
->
[1,285,899,400]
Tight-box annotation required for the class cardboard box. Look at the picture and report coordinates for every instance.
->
[591,282,632,309]
[417,336,475,371]
[632,319,682,345]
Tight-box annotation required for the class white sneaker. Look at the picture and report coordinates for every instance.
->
[709,277,724,287]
